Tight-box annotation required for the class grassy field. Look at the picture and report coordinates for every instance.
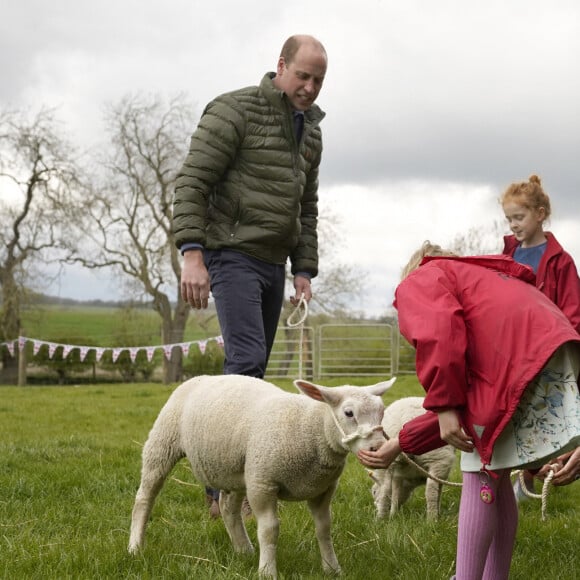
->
[20,303,222,344]
[1,376,578,579]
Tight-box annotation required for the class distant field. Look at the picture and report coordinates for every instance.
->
[20,303,221,345]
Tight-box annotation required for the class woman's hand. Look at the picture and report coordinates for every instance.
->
[357,437,402,469]
[437,409,474,452]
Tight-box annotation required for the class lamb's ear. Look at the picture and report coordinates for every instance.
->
[294,379,326,402]
[365,377,396,397]
[294,380,345,405]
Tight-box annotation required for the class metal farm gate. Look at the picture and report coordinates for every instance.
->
[265,323,415,380]
[266,325,316,379]
[316,324,398,379]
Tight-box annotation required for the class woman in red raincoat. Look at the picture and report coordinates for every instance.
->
[358,241,580,580]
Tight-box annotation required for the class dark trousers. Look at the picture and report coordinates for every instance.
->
[204,249,286,502]
[205,249,286,378]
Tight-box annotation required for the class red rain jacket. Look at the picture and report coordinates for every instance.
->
[503,232,580,333]
[395,255,580,469]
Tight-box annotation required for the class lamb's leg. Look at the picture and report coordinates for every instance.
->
[220,491,254,553]
[247,490,281,579]
[425,478,443,520]
[374,472,393,520]
[390,478,414,517]
[307,485,341,576]
[128,427,184,554]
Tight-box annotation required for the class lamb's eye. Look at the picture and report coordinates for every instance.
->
[344,410,354,418]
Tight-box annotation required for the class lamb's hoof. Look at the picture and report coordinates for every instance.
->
[127,542,140,555]
[322,563,342,576]
[233,539,255,554]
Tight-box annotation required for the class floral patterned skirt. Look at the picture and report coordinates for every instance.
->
[461,342,580,472]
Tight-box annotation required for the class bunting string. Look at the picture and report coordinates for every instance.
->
[0,335,224,362]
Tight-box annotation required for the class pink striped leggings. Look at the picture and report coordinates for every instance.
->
[455,469,517,580]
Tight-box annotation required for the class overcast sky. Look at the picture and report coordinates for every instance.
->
[2,0,579,316]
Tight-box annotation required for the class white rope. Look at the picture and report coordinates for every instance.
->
[286,293,308,379]
[330,412,384,451]
[398,450,463,487]
[378,440,462,487]
[513,466,557,521]
[371,433,463,488]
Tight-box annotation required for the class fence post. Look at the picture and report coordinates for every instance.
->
[18,338,27,386]
[392,324,400,375]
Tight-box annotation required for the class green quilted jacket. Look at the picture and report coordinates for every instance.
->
[173,73,325,277]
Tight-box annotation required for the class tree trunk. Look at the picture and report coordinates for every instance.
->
[0,271,21,385]
[0,351,18,385]
[160,296,190,384]
[17,345,27,386]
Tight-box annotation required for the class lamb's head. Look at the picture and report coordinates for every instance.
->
[294,377,396,453]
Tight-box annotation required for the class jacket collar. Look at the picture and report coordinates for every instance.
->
[260,72,326,126]
[503,231,563,259]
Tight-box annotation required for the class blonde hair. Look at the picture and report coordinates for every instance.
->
[400,241,457,280]
[500,174,551,220]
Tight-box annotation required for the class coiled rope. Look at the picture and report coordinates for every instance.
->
[512,466,557,521]
[286,293,308,379]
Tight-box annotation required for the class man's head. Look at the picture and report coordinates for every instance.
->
[273,35,327,111]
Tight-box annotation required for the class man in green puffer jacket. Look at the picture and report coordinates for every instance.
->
[173,34,328,517]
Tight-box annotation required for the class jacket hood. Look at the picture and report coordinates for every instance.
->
[421,254,536,285]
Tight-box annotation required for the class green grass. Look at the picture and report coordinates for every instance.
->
[1,377,578,579]
[20,304,221,345]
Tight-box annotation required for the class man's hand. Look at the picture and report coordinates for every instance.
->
[437,409,474,452]
[180,250,210,309]
[290,274,312,306]
[357,437,402,469]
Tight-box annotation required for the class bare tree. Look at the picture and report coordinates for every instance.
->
[310,210,364,313]
[449,219,506,256]
[67,94,197,383]
[0,107,81,383]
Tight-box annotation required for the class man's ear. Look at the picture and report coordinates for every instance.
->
[276,57,286,76]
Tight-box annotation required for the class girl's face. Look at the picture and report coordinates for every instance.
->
[503,201,546,247]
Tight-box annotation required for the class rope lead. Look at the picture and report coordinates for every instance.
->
[286,293,308,379]
[514,466,557,521]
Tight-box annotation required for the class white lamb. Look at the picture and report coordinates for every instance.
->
[128,374,395,579]
[370,396,456,520]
